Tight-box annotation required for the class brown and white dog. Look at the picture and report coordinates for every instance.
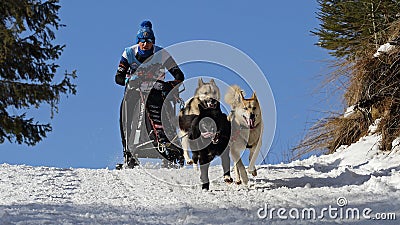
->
[225,85,263,185]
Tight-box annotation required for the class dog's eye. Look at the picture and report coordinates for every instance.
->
[252,107,257,110]
[243,107,248,110]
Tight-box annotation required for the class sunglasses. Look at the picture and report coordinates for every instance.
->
[138,38,153,43]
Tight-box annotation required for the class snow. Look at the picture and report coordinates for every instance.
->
[343,105,356,118]
[1,133,400,224]
[373,42,396,57]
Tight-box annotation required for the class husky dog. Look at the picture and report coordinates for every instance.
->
[225,85,263,185]
[188,102,231,190]
[179,78,221,165]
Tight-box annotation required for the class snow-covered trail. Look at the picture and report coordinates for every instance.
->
[1,134,400,224]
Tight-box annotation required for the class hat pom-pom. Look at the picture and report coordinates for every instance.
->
[140,20,152,29]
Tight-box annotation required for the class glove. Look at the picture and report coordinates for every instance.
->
[162,80,181,92]
[115,63,129,86]
[161,80,182,99]
[115,74,125,86]
[162,81,174,93]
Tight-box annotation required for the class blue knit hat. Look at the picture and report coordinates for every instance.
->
[136,20,155,44]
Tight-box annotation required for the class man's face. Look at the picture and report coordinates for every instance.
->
[138,39,153,50]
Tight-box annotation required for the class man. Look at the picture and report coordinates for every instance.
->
[115,20,185,167]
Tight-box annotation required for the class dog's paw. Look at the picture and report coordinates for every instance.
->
[186,159,194,165]
[224,175,233,184]
[247,169,257,177]
[202,182,210,191]
[236,180,242,185]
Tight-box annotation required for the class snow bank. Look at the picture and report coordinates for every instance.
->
[0,133,399,224]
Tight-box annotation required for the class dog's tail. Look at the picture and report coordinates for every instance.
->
[224,85,244,109]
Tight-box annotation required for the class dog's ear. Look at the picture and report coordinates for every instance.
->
[251,92,258,101]
[198,78,204,87]
[232,89,243,107]
[210,79,215,85]
[239,90,246,103]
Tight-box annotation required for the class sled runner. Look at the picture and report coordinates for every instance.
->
[116,79,185,169]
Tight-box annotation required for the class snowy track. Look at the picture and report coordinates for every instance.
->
[1,134,400,224]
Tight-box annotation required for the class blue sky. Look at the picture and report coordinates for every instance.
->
[1,0,338,169]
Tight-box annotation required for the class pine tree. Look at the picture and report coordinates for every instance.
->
[313,0,400,59]
[294,0,400,157]
[0,0,76,145]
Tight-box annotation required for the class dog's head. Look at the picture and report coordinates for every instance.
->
[197,102,222,144]
[234,92,261,129]
[194,78,220,109]
[198,118,220,144]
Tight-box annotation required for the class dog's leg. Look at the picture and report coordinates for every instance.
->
[233,163,240,184]
[199,157,210,190]
[199,163,210,190]
[230,149,241,184]
[181,131,194,165]
[248,128,263,177]
[191,151,200,171]
[230,149,248,185]
[248,123,264,176]
[220,148,233,184]
[237,159,248,185]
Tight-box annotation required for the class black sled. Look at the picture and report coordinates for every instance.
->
[116,80,185,170]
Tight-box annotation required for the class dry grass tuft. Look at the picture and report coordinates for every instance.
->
[293,20,400,158]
